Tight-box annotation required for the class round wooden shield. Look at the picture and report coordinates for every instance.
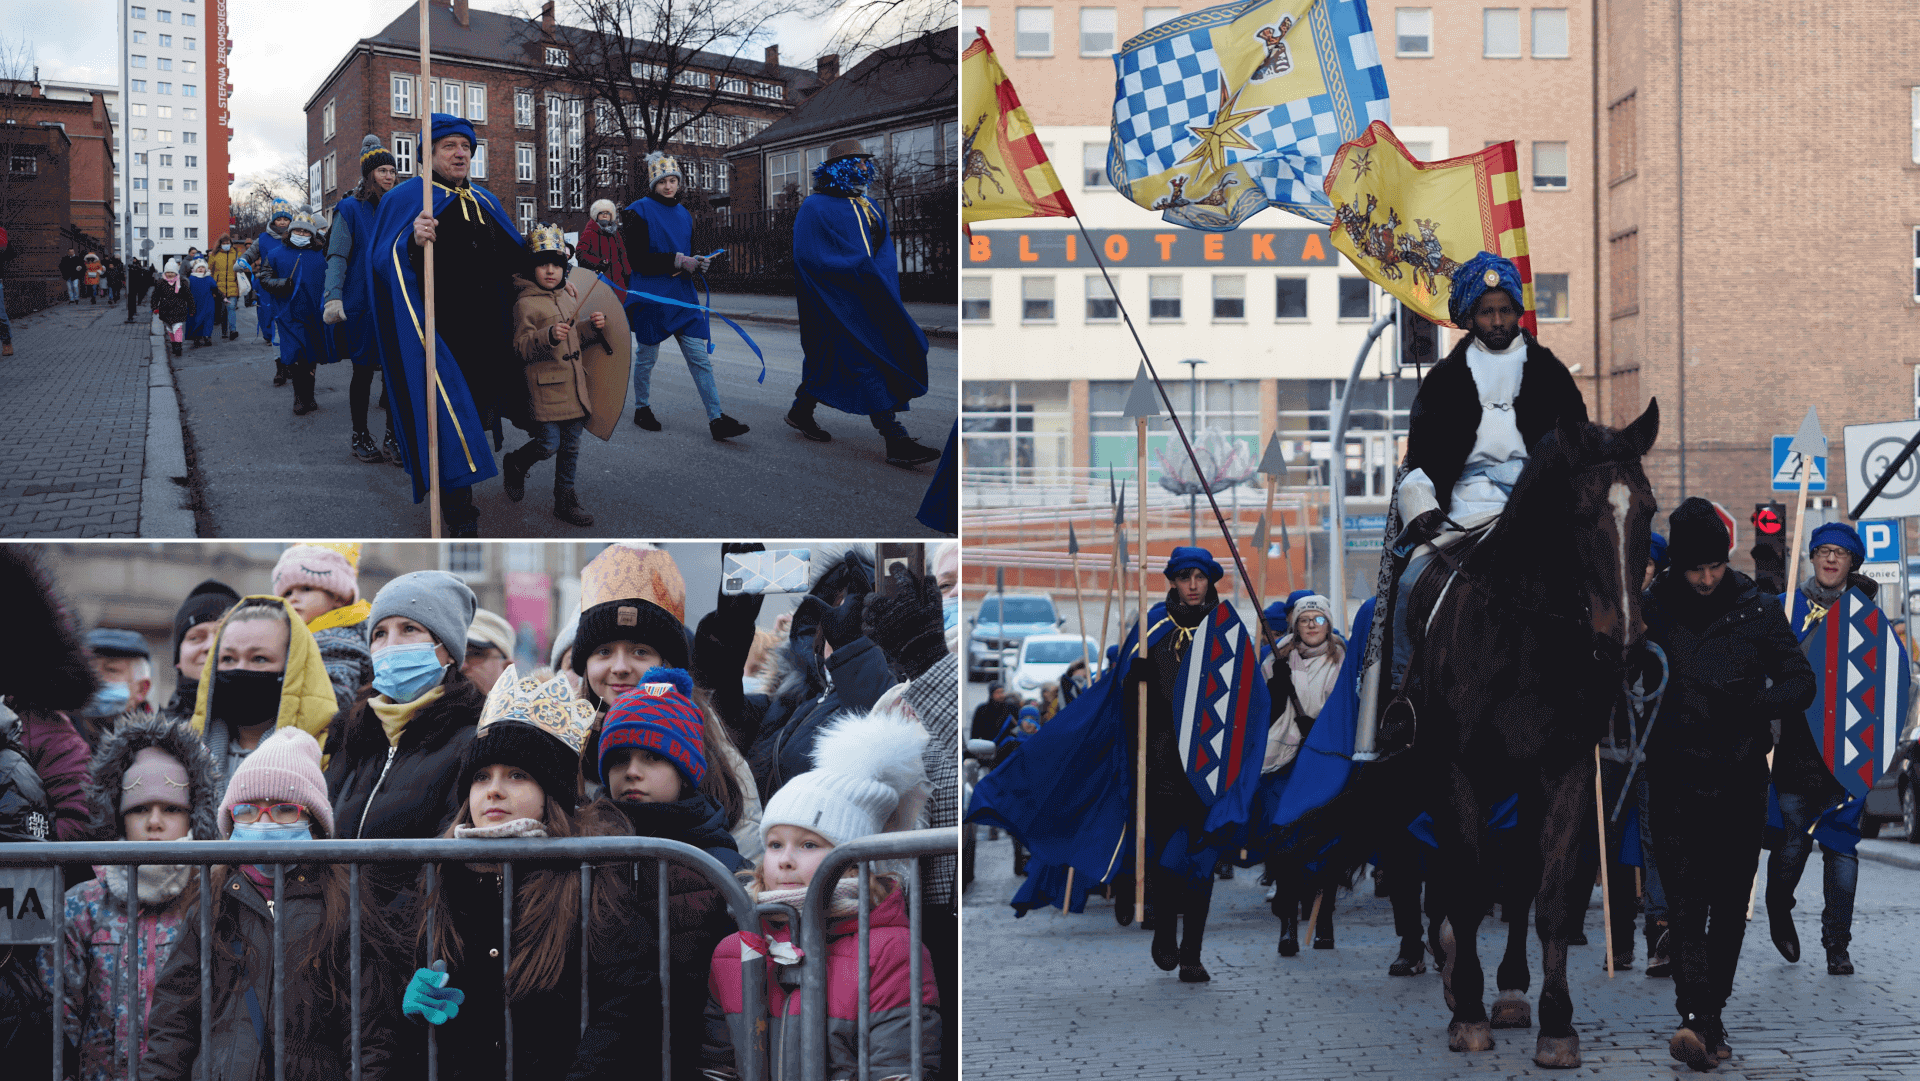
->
[564,266,634,442]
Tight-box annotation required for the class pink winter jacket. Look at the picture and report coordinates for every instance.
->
[705,887,940,1081]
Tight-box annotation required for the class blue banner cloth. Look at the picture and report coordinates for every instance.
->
[793,192,929,416]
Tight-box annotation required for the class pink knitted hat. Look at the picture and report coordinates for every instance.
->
[218,727,335,838]
[270,543,360,608]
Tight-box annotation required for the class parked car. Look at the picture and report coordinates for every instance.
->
[968,593,1063,680]
[1862,698,1920,841]
[1009,633,1099,696]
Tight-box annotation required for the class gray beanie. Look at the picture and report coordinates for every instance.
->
[368,571,477,663]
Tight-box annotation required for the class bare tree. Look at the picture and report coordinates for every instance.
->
[818,0,956,89]
[228,168,307,236]
[510,0,805,210]
[0,36,44,271]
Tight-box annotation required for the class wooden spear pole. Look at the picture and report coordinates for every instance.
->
[1255,433,1284,617]
[1780,408,1827,619]
[1594,743,1614,978]
[1069,522,1092,680]
[419,0,441,538]
[1134,414,1150,925]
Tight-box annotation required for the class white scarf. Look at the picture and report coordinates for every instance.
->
[99,861,195,906]
[453,817,549,840]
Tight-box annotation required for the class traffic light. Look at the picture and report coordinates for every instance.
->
[1751,502,1787,594]
[1399,306,1438,373]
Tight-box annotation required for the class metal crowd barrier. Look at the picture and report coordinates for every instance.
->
[1,828,957,1081]
[0,836,764,1081]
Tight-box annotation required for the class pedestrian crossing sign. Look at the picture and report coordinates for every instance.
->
[1771,435,1827,491]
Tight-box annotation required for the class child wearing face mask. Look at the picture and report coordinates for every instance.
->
[324,570,482,866]
[271,542,373,720]
[185,258,222,348]
[704,709,939,1081]
[39,720,219,1081]
[189,597,338,794]
[139,728,383,1081]
[365,665,662,1081]
[150,259,195,358]
[256,212,334,417]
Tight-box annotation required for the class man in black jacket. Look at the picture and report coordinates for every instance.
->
[970,681,1016,743]
[1643,498,1815,1071]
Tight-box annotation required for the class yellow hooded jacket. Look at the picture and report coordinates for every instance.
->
[189,595,340,768]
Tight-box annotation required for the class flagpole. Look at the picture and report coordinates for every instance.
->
[419,0,442,538]
[1134,414,1150,926]
[1070,524,1092,679]
[1075,213,1262,622]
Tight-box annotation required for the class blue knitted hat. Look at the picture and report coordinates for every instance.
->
[1648,531,1668,572]
[599,667,706,790]
[1808,522,1865,566]
[1163,546,1223,583]
[429,112,476,152]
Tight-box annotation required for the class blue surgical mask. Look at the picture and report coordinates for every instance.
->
[942,596,960,633]
[230,820,313,878]
[86,681,131,718]
[372,642,446,703]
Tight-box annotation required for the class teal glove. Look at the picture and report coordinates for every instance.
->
[403,964,464,1025]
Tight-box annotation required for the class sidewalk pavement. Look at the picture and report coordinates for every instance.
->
[0,300,194,536]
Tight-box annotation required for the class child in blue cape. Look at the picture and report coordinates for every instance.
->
[258,212,332,416]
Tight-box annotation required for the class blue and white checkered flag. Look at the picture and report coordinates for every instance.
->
[1109,0,1391,231]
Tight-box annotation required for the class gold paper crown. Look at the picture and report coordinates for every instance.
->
[528,223,567,255]
[294,542,362,572]
[579,544,685,622]
[477,663,596,754]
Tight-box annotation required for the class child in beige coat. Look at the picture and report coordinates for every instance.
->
[503,223,603,527]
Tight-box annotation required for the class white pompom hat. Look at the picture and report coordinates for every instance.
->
[760,708,928,847]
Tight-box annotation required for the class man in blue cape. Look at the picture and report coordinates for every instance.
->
[784,140,942,470]
[367,113,525,536]
[968,546,1270,983]
[1766,521,1911,976]
[243,201,293,358]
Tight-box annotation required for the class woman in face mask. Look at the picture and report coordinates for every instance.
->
[256,213,333,416]
[139,727,386,1081]
[324,571,483,886]
[189,597,338,794]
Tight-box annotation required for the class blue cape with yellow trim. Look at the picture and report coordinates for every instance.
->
[792,191,928,416]
[969,599,1269,913]
[330,193,382,361]
[366,175,522,503]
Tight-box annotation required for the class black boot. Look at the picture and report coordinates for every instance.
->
[1111,874,1134,928]
[884,434,941,468]
[1277,908,1299,957]
[1769,901,1800,963]
[632,405,661,431]
[709,413,750,441]
[272,362,289,387]
[170,340,183,357]
[291,368,318,415]
[1177,881,1212,982]
[553,487,595,527]
[1311,890,1336,949]
[501,445,536,502]
[1669,1013,1719,1072]
[785,402,831,442]
[1825,937,1853,975]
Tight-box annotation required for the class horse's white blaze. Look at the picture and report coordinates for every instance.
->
[1609,481,1632,631]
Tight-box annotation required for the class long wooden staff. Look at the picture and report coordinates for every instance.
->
[1135,416,1150,925]
[1594,743,1615,978]
[419,1,442,537]
[1255,434,1284,619]
[1069,523,1092,680]
[1780,408,1826,619]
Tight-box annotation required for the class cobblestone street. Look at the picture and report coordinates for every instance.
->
[962,826,1920,1080]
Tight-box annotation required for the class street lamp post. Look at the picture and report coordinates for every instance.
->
[1181,358,1206,546]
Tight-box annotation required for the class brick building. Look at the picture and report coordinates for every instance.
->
[1596,0,1920,555]
[303,0,817,236]
[0,81,118,305]
[37,81,124,257]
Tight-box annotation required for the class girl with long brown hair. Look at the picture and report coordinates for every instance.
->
[372,666,662,1081]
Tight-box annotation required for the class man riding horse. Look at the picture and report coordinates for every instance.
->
[1387,252,1589,703]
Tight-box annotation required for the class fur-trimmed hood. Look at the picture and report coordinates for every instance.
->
[0,547,100,712]
[85,716,221,841]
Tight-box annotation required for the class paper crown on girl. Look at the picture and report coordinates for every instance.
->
[527,223,567,255]
[578,544,685,622]
[645,151,683,187]
[477,663,596,754]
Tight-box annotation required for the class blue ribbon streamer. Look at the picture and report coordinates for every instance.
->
[620,278,766,385]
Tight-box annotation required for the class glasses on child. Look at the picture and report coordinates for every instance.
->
[229,802,306,825]
[1298,615,1330,627]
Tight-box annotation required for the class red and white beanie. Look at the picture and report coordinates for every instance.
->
[271,543,360,608]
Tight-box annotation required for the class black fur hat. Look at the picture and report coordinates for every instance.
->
[0,547,101,711]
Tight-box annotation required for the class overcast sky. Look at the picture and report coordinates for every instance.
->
[5,0,883,196]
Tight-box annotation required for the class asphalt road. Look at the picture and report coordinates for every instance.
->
[176,302,955,538]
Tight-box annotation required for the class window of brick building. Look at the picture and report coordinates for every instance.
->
[1912,227,1920,302]
[1609,92,1636,181]
[1609,229,1638,315]
[517,198,536,233]
[1482,8,1519,57]
[322,99,335,140]
[768,150,801,206]
[1911,87,1920,163]
[545,46,569,67]
[1532,9,1568,57]
[1016,7,1054,56]
[1534,272,1569,320]
[516,142,535,182]
[471,140,487,179]
[1532,141,1567,189]
[392,74,413,117]
[468,84,486,123]
[391,132,415,175]
[515,88,534,127]
[323,152,336,192]
[1396,8,1432,56]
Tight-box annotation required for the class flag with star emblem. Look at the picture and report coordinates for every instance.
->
[1323,120,1536,331]
[962,29,1075,227]
[1107,0,1391,231]
[1798,587,1910,803]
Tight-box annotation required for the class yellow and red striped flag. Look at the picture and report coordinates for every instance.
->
[1323,121,1534,332]
[961,29,1075,227]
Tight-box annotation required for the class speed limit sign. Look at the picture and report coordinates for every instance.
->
[1843,420,1920,518]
